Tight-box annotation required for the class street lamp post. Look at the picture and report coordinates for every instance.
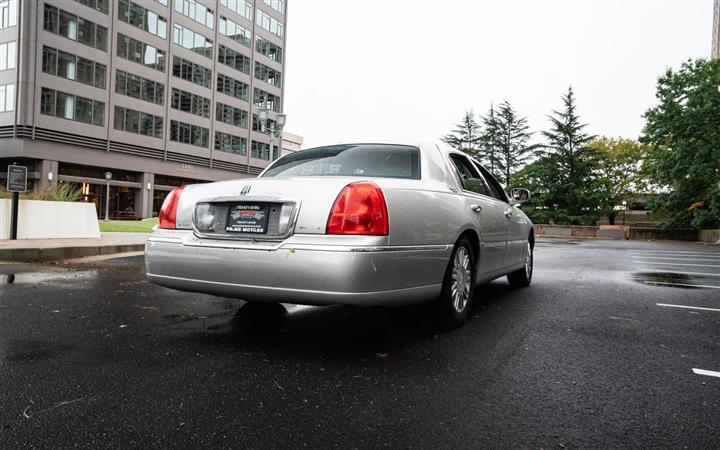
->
[622,200,627,226]
[258,108,287,161]
[104,171,112,222]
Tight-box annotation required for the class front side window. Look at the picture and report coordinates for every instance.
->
[473,161,508,203]
[263,144,421,179]
[449,154,491,197]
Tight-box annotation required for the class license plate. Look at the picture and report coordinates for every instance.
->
[225,204,269,234]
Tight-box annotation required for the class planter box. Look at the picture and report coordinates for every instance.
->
[699,229,720,244]
[0,199,100,239]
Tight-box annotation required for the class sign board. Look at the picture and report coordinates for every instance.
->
[7,165,27,193]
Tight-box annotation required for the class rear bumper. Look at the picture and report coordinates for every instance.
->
[145,231,451,306]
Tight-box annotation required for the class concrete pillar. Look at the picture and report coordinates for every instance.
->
[135,172,154,219]
[38,160,58,191]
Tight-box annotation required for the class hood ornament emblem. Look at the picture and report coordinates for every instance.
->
[240,185,251,195]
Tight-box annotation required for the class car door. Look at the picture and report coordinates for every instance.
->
[447,153,508,275]
[473,161,527,268]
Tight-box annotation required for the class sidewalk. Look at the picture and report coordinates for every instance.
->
[0,232,149,262]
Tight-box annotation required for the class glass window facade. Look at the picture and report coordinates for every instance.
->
[216,102,248,128]
[114,106,163,138]
[262,0,284,14]
[0,0,17,29]
[220,0,252,21]
[117,34,166,72]
[0,83,13,112]
[115,70,164,105]
[256,9,283,38]
[43,5,107,51]
[253,88,280,112]
[215,131,247,155]
[42,47,106,89]
[75,0,109,14]
[217,73,249,101]
[251,140,270,160]
[171,88,210,118]
[172,56,212,89]
[119,0,168,39]
[170,120,209,147]
[218,45,250,74]
[173,24,213,58]
[175,0,214,28]
[219,16,251,47]
[254,62,281,87]
[40,87,104,126]
[255,36,282,63]
[0,41,15,71]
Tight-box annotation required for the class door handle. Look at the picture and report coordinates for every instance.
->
[470,204,482,213]
[504,209,512,218]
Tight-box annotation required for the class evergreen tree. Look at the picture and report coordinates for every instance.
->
[440,110,481,158]
[493,101,537,186]
[478,104,502,179]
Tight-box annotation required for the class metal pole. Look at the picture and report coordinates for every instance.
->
[10,191,19,240]
[104,181,110,222]
[268,125,275,161]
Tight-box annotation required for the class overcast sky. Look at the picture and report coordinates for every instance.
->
[283,0,714,149]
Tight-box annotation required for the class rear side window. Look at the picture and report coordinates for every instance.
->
[473,161,508,203]
[449,154,491,196]
[262,144,421,179]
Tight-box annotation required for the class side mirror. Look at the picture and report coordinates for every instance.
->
[510,188,530,205]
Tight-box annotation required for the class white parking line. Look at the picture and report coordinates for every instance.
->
[631,255,720,261]
[656,303,720,311]
[647,281,720,289]
[633,250,720,255]
[634,261,720,268]
[637,268,720,277]
[692,368,720,378]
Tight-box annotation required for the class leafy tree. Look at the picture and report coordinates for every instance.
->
[441,110,481,159]
[511,87,603,225]
[641,58,720,230]
[590,137,651,224]
[492,101,537,186]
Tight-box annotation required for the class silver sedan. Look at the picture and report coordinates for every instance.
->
[145,143,534,326]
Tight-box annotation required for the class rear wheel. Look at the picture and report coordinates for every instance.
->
[437,237,475,327]
[507,239,533,287]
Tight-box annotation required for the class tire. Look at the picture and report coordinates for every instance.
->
[507,238,533,288]
[437,237,476,328]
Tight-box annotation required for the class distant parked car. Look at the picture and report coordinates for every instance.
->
[145,143,534,326]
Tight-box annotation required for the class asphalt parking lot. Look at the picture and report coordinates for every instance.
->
[1,238,719,449]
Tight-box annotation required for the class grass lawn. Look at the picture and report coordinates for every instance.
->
[99,217,158,232]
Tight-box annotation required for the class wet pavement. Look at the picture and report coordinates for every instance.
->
[1,238,719,448]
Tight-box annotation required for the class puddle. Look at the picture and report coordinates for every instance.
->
[632,272,702,289]
[0,270,97,286]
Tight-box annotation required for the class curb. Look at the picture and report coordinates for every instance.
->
[0,243,146,262]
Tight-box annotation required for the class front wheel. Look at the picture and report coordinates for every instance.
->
[507,239,533,288]
[437,237,475,328]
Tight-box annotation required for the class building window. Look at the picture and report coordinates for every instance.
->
[256,9,283,38]
[220,0,252,21]
[251,140,271,160]
[117,33,166,72]
[219,16,251,47]
[255,36,282,63]
[115,70,164,105]
[175,0,214,28]
[262,0,284,14]
[42,47,106,89]
[0,83,13,112]
[216,103,248,129]
[0,0,17,29]
[218,45,250,74]
[217,73,249,101]
[0,41,15,71]
[171,88,210,118]
[173,24,213,58]
[40,87,104,126]
[170,120,209,147]
[252,114,275,132]
[75,0,109,14]
[253,88,280,112]
[172,56,211,89]
[114,105,163,138]
[215,131,247,155]
[255,62,281,87]
[43,5,107,51]
[119,0,168,39]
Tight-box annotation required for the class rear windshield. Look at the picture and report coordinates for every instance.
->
[262,144,421,179]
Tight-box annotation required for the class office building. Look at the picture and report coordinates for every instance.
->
[280,130,302,157]
[0,0,287,218]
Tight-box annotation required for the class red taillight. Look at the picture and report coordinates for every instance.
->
[326,182,389,235]
[158,186,186,229]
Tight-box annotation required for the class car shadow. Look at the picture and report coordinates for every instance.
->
[181,280,522,357]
